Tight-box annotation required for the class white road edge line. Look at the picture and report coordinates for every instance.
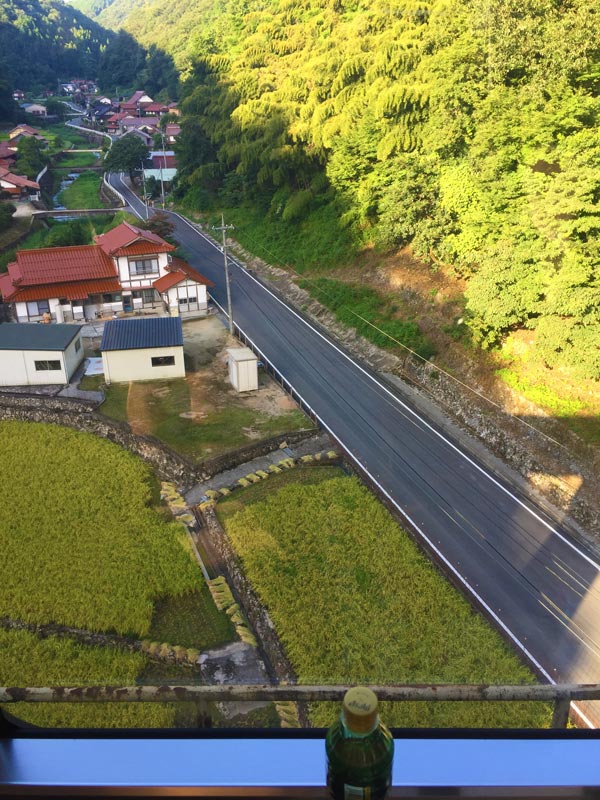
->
[176,199,598,569]
[129,192,594,728]
[208,293,595,729]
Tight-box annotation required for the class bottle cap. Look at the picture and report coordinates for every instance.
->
[342,686,378,733]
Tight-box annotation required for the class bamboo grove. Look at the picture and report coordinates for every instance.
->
[95,0,600,379]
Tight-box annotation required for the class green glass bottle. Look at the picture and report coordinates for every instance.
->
[326,687,394,800]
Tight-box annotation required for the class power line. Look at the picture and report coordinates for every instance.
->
[227,223,572,454]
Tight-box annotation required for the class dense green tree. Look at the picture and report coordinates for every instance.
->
[0,68,17,122]
[103,136,149,178]
[0,0,110,90]
[96,30,146,94]
[0,203,16,232]
[78,0,600,378]
[15,137,48,179]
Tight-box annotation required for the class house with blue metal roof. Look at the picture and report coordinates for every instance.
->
[100,317,185,384]
[0,323,84,387]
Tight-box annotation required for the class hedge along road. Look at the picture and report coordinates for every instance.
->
[109,172,600,728]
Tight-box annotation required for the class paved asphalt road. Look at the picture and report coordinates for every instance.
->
[110,173,600,726]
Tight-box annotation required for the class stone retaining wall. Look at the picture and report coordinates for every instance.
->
[199,505,307,722]
[0,394,319,491]
[0,393,199,486]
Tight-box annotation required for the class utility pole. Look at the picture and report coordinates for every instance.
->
[140,160,149,220]
[159,128,167,209]
[212,214,235,335]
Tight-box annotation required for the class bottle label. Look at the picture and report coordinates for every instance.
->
[344,784,371,800]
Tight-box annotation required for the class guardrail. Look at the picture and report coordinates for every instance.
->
[3,683,600,728]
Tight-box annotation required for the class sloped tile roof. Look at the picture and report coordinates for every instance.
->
[153,258,214,293]
[0,169,40,190]
[6,277,121,303]
[7,245,117,286]
[111,240,174,257]
[101,317,183,351]
[95,221,173,256]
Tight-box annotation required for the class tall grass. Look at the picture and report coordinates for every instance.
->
[300,277,435,360]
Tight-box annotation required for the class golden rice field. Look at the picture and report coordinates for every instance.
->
[218,469,551,728]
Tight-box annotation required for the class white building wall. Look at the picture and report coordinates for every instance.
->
[166,281,208,311]
[117,252,171,291]
[0,349,68,386]
[63,333,85,380]
[14,298,60,322]
[102,345,185,384]
[0,350,28,385]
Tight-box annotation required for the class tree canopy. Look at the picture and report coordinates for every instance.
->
[103,136,149,177]
[78,0,600,379]
[0,0,110,91]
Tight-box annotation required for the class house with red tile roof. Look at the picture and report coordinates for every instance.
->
[7,125,48,146]
[0,168,40,199]
[164,123,181,144]
[0,142,16,162]
[0,222,212,323]
[153,256,214,317]
[120,91,154,115]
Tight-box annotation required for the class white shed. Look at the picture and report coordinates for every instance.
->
[0,323,84,386]
[101,317,185,384]
[227,347,258,392]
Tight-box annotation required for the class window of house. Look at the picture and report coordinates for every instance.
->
[151,355,175,367]
[102,293,121,303]
[27,300,49,317]
[75,339,81,352]
[34,360,61,371]
[178,297,189,305]
[129,258,158,276]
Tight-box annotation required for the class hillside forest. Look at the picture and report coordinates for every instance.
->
[77,0,600,381]
[2,0,600,380]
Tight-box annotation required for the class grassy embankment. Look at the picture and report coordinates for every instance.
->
[57,171,104,209]
[217,466,551,729]
[0,422,235,728]
[179,202,600,447]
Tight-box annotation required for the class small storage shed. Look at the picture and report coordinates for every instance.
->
[101,317,184,384]
[0,323,84,386]
[227,347,258,393]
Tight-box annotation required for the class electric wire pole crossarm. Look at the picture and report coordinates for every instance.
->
[212,215,235,334]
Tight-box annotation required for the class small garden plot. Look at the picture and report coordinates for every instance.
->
[0,421,202,636]
[218,469,551,728]
[80,318,313,462]
[0,628,176,728]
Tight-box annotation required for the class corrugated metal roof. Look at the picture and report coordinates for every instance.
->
[0,323,80,351]
[100,317,183,352]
